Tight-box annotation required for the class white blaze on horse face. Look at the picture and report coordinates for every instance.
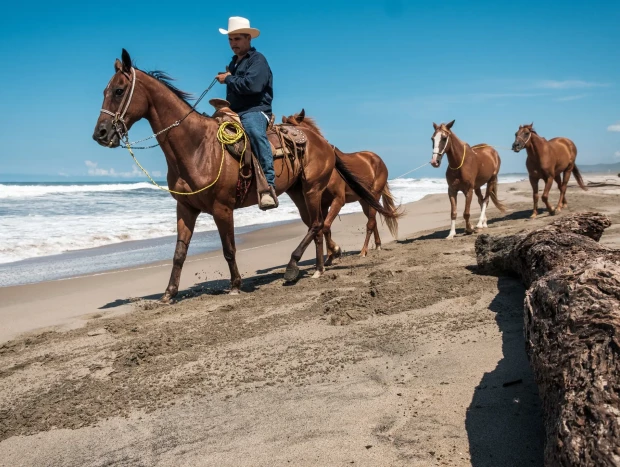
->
[432,132,445,165]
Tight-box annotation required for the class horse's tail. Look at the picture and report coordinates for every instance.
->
[380,182,402,239]
[334,150,403,223]
[490,179,507,213]
[573,165,588,191]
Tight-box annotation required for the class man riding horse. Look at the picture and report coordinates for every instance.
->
[216,16,278,209]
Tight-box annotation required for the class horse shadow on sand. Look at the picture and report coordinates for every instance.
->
[396,209,535,244]
[99,251,365,310]
[464,269,545,467]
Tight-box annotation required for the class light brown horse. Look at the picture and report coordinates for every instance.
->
[430,120,506,239]
[512,123,587,217]
[93,49,397,301]
[283,110,402,265]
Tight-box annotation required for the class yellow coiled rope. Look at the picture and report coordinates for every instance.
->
[125,121,246,195]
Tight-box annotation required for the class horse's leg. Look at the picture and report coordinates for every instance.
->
[283,186,323,281]
[162,202,200,302]
[463,188,475,234]
[212,202,242,294]
[359,201,373,257]
[474,187,486,229]
[447,188,458,239]
[371,208,381,251]
[556,169,571,211]
[323,197,343,266]
[541,176,556,215]
[529,176,540,218]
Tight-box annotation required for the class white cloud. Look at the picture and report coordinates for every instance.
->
[615,151,620,158]
[608,123,620,132]
[536,80,610,89]
[555,94,588,102]
[85,160,145,178]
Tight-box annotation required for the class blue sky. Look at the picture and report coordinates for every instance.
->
[0,0,618,181]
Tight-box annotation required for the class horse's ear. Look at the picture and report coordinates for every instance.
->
[530,122,534,128]
[298,108,305,122]
[114,59,123,73]
[282,115,287,123]
[121,49,132,72]
[446,119,455,129]
[433,122,438,130]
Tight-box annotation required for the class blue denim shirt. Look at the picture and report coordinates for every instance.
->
[224,48,273,116]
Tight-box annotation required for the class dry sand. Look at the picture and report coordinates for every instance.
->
[1,175,620,466]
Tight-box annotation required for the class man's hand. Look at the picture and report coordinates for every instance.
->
[216,71,231,84]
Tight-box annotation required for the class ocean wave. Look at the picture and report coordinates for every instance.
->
[0,182,160,199]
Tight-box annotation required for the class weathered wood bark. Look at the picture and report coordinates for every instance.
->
[475,212,620,466]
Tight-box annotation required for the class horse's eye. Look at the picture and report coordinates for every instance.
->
[115,88,124,97]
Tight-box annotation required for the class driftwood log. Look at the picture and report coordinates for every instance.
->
[475,212,620,466]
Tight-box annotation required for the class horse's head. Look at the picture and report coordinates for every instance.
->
[512,123,534,152]
[93,49,149,148]
[282,108,305,125]
[430,120,455,167]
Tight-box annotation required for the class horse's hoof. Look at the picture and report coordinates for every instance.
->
[229,288,240,295]
[283,265,300,282]
[312,270,323,279]
[333,246,342,258]
[375,245,382,251]
[359,250,368,257]
[465,230,474,235]
[549,210,556,216]
[160,292,174,304]
[446,235,455,240]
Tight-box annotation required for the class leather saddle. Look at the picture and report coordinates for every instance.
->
[209,99,307,164]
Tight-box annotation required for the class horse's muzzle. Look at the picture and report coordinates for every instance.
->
[93,121,120,148]
[512,143,521,152]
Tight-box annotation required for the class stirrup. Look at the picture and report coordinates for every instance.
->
[259,187,279,211]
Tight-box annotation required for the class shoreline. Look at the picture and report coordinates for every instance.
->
[0,175,612,344]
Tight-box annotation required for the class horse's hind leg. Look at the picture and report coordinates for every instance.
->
[284,186,325,281]
[323,197,343,267]
[474,187,487,229]
[359,201,374,257]
[212,202,243,294]
[464,188,475,234]
[162,202,200,302]
[556,169,571,211]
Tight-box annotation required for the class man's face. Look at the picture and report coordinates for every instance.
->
[228,34,251,56]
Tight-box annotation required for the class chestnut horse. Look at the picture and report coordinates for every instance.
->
[430,120,506,239]
[283,110,402,265]
[93,50,397,301]
[512,123,586,217]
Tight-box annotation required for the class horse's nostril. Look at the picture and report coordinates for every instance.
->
[98,128,108,138]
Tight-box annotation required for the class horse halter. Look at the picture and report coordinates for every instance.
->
[433,133,450,156]
[516,131,531,148]
[100,67,136,141]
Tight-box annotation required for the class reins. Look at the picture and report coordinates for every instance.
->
[100,69,246,196]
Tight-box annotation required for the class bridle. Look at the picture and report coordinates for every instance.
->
[100,67,136,143]
[98,68,217,149]
[515,131,531,148]
[433,132,450,158]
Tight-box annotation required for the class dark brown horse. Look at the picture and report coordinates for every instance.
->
[430,120,505,239]
[512,123,587,217]
[283,110,402,265]
[93,50,396,301]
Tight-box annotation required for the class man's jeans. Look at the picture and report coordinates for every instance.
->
[240,111,275,187]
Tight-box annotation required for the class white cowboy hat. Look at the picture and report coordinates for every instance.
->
[219,17,260,39]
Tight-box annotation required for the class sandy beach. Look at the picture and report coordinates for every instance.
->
[1,175,619,466]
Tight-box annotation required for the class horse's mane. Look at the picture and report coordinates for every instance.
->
[143,69,195,109]
[292,113,324,138]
